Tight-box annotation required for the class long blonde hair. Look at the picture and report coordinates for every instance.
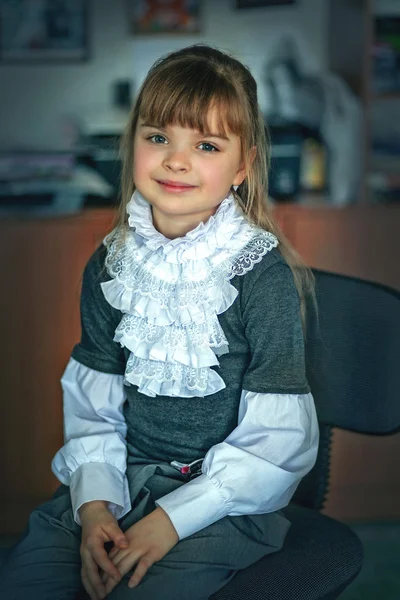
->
[115,44,316,332]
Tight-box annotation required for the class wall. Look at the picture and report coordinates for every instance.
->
[0,0,134,151]
[0,0,329,151]
[131,0,329,112]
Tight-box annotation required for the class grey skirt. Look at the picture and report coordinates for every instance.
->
[1,460,290,600]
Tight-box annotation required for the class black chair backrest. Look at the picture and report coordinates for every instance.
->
[293,269,400,510]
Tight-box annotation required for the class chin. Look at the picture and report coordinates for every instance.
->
[156,205,205,219]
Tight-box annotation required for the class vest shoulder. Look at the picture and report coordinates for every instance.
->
[83,242,110,284]
[240,245,288,282]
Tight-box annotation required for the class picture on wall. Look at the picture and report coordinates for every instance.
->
[236,0,296,8]
[0,0,89,62]
[130,0,201,35]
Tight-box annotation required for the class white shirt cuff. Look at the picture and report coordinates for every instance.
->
[156,473,228,540]
[70,462,131,525]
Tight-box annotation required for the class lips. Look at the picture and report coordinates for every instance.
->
[157,180,196,188]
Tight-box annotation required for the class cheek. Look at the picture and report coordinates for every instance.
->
[203,158,238,185]
[133,145,154,179]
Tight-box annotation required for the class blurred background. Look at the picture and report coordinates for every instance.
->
[0,1,399,597]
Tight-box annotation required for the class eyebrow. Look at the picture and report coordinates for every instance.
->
[140,122,230,141]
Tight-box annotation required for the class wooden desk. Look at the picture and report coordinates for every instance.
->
[0,210,115,534]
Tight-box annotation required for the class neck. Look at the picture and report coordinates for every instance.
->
[151,206,218,239]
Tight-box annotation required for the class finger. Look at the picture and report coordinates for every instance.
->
[100,569,117,587]
[104,574,121,596]
[81,566,102,600]
[105,552,140,596]
[109,549,133,573]
[101,570,109,584]
[117,536,129,548]
[104,546,118,587]
[108,545,120,560]
[91,545,122,582]
[128,555,153,589]
[83,552,110,600]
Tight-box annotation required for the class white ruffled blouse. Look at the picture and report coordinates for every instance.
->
[100,190,280,397]
[51,190,319,540]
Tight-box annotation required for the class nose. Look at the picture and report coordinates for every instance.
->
[162,147,191,172]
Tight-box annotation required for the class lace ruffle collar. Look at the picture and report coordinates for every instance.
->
[101,189,278,398]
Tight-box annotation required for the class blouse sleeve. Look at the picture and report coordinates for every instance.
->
[156,390,319,540]
[51,246,131,524]
[51,359,131,525]
[155,258,318,540]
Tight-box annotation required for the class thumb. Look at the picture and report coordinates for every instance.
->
[105,522,129,548]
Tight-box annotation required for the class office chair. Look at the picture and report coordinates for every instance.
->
[211,269,400,600]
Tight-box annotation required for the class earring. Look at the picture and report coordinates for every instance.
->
[233,185,239,191]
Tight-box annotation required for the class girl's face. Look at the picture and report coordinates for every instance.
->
[133,106,247,236]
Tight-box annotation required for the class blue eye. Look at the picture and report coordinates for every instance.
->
[148,134,167,144]
[199,142,218,152]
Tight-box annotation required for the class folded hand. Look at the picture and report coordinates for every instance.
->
[79,500,129,600]
[102,506,179,595]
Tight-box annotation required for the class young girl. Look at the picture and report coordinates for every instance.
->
[3,44,319,600]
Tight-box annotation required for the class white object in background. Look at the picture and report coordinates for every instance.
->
[264,36,324,130]
[80,106,130,137]
[0,165,114,217]
[319,74,363,206]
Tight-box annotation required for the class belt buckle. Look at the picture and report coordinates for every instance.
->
[170,458,204,480]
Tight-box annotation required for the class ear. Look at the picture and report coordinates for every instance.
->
[232,146,257,187]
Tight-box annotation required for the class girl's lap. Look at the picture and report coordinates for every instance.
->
[124,462,290,569]
[107,510,289,600]
[2,473,289,600]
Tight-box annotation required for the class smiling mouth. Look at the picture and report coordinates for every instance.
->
[157,180,196,188]
[157,180,197,191]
